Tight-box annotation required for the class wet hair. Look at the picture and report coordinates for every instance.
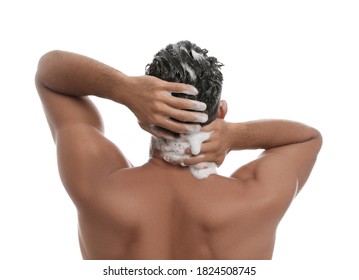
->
[145,40,223,125]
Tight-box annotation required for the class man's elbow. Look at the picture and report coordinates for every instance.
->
[35,50,62,88]
[313,128,323,155]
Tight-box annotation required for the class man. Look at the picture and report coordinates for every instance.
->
[35,41,322,260]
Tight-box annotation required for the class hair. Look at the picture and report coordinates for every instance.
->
[145,40,224,125]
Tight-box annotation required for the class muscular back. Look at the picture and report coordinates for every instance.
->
[77,159,296,260]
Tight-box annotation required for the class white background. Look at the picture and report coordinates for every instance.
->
[0,0,358,279]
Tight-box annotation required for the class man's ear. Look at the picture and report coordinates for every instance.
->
[217,100,228,119]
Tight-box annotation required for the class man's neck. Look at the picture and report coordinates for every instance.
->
[150,135,217,180]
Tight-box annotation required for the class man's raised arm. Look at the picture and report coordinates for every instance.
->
[36,50,208,139]
[186,119,322,192]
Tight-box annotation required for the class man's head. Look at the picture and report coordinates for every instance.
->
[146,40,224,125]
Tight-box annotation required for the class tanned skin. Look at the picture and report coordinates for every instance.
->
[36,50,322,260]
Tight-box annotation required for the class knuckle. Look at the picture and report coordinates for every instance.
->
[181,112,191,122]
[152,115,162,125]
[152,101,163,112]
[172,110,186,122]
[172,123,184,133]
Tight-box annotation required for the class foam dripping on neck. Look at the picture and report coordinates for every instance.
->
[154,131,217,180]
[189,162,217,180]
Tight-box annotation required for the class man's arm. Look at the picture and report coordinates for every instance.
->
[35,50,208,204]
[185,119,322,193]
[36,51,208,139]
[228,120,322,191]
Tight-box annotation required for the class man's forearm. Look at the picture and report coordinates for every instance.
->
[227,119,321,151]
[35,50,209,138]
[36,50,128,102]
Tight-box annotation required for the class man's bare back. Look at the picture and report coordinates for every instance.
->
[76,155,296,259]
[36,46,321,260]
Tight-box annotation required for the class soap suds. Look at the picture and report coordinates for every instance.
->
[186,131,212,155]
[191,49,204,60]
[154,131,217,180]
[182,63,196,82]
[189,162,217,180]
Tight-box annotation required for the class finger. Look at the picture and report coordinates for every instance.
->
[182,154,208,166]
[189,131,213,155]
[162,152,190,164]
[165,106,208,123]
[166,96,207,111]
[184,154,223,167]
[149,125,177,140]
[193,141,217,154]
[164,82,199,96]
[183,137,214,155]
[160,118,201,134]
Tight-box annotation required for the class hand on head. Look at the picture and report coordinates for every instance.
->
[188,118,231,167]
[123,75,208,140]
[159,118,231,168]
